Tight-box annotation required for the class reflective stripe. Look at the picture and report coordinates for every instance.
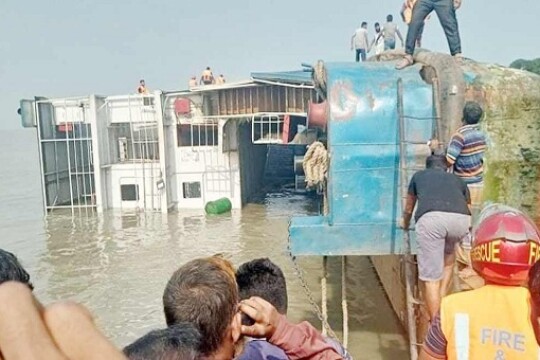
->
[454,313,469,360]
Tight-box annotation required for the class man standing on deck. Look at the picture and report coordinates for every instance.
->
[396,0,463,69]
[351,22,370,62]
[370,23,385,59]
[377,15,404,50]
[400,155,471,321]
[200,67,215,85]
[137,79,148,94]
[188,76,197,88]
[216,74,226,85]
[401,0,426,48]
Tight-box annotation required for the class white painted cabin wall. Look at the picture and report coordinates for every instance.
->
[173,118,241,210]
[105,163,164,210]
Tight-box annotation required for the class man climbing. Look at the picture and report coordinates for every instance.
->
[401,154,471,321]
[420,205,540,359]
[447,101,487,279]
[396,0,463,70]
[377,15,404,50]
[351,22,370,62]
[200,67,215,85]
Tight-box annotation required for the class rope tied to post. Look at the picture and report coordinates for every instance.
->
[303,141,328,189]
[303,141,329,215]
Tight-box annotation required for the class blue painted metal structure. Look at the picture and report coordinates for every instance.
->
[289,62,434,255]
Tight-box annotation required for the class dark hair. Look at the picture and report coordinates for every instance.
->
[123,323,201,360]
[375,22,380,27]
[163,257,238,355]
[236,258,288,314]
[361,22,367,27]
[0,249,33,290]
[529,260,540,311]
[426,155,447,170]
[140,79,145,83]
[463,101,483,125]
[387,14,393,22]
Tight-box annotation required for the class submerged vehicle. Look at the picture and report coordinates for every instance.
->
[289,51,540,359]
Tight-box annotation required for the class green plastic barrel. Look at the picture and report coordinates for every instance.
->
[205,197,232,215]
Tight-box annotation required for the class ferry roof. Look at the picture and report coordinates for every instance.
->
[250,70,313,86]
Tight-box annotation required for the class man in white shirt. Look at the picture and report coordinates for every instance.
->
[370,22,385,59]
[351,22,369,62]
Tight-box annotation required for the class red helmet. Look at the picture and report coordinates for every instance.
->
[471,205,540,286]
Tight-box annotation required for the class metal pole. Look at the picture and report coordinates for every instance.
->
[63,100,75,216]
[341,256,349,348]
[321,256,328,337]
[79,106,89,216]
[398,78,419,360]
[432,77,443,143]
[127,95,140,209]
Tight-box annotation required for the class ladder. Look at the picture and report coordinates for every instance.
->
[397,77,442,360]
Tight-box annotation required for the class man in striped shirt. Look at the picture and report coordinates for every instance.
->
[446,102,486,272]
[446,102,486,186]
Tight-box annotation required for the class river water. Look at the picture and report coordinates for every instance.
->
[0,129,407,359]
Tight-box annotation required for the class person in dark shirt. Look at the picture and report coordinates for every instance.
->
[236,258,352,360]
[400,155,471,320]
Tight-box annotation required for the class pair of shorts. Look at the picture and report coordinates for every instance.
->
[416,211,471,281]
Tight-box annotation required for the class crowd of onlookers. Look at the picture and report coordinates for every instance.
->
[0,249,351,359]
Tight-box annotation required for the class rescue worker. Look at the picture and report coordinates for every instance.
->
[420,204,540,360]
[527,260,540,347]
[200,67,215,85]
[216,74,226,85]
[188,76,197,88]
[137,79,148,94]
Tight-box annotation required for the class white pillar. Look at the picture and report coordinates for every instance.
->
[154,90,169,214]
[89,95,104,213]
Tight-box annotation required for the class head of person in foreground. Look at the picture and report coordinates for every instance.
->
[0,249,33,290]
[123,323,201,360]
[236,258,288,316]
[163,256,241,359]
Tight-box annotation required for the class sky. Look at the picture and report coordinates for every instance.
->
[1,0,539,130]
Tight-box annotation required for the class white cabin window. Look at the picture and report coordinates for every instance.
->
[178,124,218,147]
[121,184,139,201]
[182,182,201,198]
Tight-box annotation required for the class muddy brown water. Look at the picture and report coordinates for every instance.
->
[0,129,407,359]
